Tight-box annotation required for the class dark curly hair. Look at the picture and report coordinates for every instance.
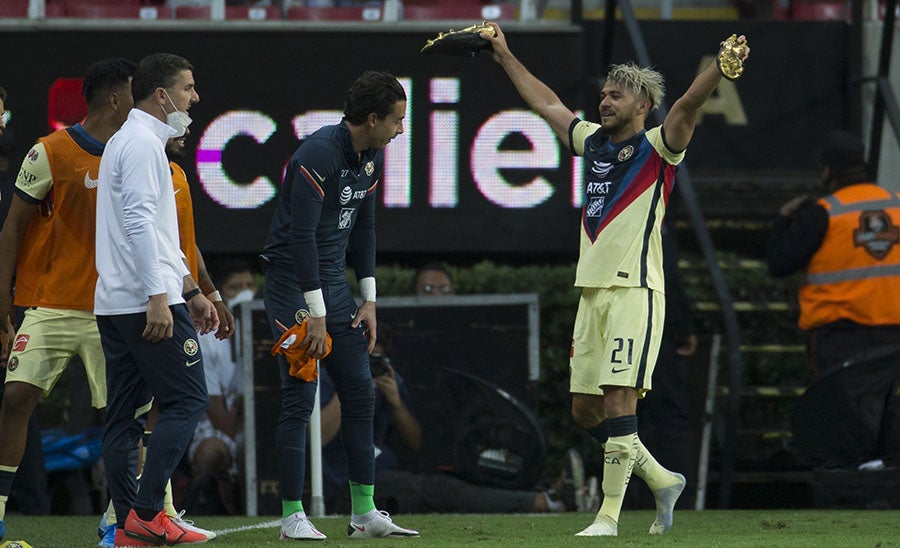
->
[82,58,137,107]
[343,71,405,125]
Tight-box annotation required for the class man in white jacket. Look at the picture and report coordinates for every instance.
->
[95,52,217,547]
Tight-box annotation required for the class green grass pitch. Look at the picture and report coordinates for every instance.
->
[2,510,899,547]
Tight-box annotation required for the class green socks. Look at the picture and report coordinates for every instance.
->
[283,481,376,518]
[349,481,376,515]
[282,499,304,518]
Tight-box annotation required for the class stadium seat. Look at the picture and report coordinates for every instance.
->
[65,3,172,19]
[0,0,28,18]
[45,1,67,17]
[402,3,516,20]
[176,5,282,20]
[772,0,850,20]
[226,5,283,20]
[174,5,210,19]
[285,6,383,21]
[791,1,847,20]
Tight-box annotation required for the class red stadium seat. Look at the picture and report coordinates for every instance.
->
[65,3,172,19]
[403,3,516,20]
[174,5,210,19]
[176,5,283,20]
[285,6,383,21]
[790,1,847,20]
[45,1,67,18]
[226,5,283,20]
[0,0,29,18]
[771,0,855,20]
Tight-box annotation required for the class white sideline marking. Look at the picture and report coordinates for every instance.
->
[213,519,281,536]
[209,514,560,539]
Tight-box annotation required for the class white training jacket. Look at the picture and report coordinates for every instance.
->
[95,108,189,315]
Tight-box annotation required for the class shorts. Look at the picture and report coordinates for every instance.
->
[6,307,107,407]
[569,286,664,397]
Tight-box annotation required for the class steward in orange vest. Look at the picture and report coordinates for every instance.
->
[768,130,900,378]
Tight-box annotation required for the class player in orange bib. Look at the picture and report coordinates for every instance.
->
[0,59,135,545]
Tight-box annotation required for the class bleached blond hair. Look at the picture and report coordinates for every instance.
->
[605,62,666,112]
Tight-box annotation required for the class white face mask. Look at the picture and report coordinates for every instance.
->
[227,288,255,310]
[161,89,192,138]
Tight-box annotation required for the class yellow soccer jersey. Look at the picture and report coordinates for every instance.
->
[15,142,53,201]
[569,121,684,291]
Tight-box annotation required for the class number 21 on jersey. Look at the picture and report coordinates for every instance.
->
[611,337,634,364]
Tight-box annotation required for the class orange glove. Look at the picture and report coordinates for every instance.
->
[270,321,333,381]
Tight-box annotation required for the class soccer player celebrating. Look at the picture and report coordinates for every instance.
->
[480,24,749,536]
[260,70,418,540]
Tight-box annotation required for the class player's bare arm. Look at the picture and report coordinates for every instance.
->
[352,300,377,354]
[663,35,749,152]
[0,315,12,368]
[481,22,577,148]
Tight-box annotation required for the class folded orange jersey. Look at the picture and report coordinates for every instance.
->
[270,321,332,381]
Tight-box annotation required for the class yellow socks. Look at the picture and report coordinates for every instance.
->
[164,479,177,517]
[631,436,680,490]
[597,432,637,523]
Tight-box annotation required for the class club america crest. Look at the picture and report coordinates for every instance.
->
[295,309,309,324]
[364,161,374,176]
[183,338,199,356]
[617,145,634,162]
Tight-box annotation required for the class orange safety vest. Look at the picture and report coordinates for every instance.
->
[14,130,100,310]
[799,183,900,329]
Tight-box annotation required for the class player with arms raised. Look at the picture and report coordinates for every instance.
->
[480,23,749,537]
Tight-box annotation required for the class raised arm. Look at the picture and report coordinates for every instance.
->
[663,35,749,152]
[481,22,578,149]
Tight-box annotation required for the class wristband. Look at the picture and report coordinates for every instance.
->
[206,290,222,303]
[182,287,202,302]
[359,277,376,302]
[303,288,327,317]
